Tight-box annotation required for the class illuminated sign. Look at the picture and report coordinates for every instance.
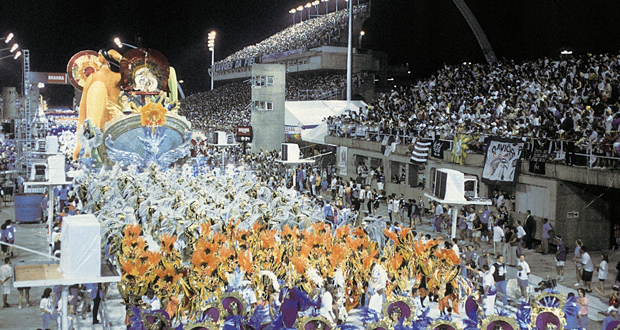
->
[236,126,253,143]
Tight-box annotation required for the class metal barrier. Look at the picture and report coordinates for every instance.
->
[327,128,620,166]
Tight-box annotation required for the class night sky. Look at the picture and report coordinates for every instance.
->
[1,0,620,107]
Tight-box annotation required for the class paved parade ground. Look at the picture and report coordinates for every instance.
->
[0,198,615,329]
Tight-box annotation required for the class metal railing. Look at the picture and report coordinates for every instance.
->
[327,127,620,166]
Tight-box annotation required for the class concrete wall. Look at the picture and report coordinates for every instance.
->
[250,64,286,153]
[555,181,610,251]
[215,50,376,81]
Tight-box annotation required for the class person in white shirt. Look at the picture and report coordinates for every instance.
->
[387,197,394,223]
[241,280,258,308]
[392,197,400,223]
[496,191,505,208]
[142,288,161,310]
[596,254,609,295]
[40,288,57,330]
[517,254,531,300]
[579,247,594,292]
[366,189,374,215]
[492,224,504,258]
[319,286,335,323]
[515,221,527,240]
[451,238,460,257]
[467,264,496,315]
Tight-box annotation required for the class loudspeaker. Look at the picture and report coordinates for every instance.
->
[282,144,288,161]
[432,169,467,202]
[434,170,447,200]
[281,143,300,162]
[213,131,228,145]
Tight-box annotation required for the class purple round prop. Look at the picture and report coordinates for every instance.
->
[487,320,515,330]
[535,312,561,330]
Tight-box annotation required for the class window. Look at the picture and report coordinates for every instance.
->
[354,155,368,167]
[254,101,274,111]
[389,161,406,184]
[408,164,426,188]
[252,75,275,87]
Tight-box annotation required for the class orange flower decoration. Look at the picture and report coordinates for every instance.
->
[140,102,167,127]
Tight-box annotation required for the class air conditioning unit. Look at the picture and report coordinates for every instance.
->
[281,143,300,162]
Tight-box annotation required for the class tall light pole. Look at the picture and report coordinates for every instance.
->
[321,0,329,15]
[297,6,304,21]
[305,3,312,20]
[312,1,320,17]
[289,8,297,24]
[208,31,216,90]
[346,0,352,102]
[336,0,338,12]
[359,31,365,48]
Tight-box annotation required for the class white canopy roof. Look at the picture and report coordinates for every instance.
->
[285,100,367,145]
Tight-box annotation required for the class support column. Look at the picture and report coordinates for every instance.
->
[61,286,69,330]
[47,185,55,255]
[451,205,458,240]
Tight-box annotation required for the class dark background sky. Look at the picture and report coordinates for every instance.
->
[1,0,620,107]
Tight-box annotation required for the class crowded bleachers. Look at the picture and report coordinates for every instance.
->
[217,4,368,65]
[181,72,367,131]
[328,53,620,167]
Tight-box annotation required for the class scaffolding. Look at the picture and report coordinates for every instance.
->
[15,49,35,178]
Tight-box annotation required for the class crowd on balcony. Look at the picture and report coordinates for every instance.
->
[181,72,369,131]
[328,52,620,168]
[217,4,368,65]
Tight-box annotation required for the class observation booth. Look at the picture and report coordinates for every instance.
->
[17,136,71,226]
[424,168,492,239]
[12,214,120,330]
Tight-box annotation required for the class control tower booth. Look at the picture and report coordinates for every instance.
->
[250,64,286,153]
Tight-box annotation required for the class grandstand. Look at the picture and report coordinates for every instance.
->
[211,2,382,93]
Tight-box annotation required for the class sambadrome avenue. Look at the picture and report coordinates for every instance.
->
[1,1,620,329]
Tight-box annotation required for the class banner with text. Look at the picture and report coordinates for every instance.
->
[213,56,261,73]
[482,138,525,185]
[338,146,348,176]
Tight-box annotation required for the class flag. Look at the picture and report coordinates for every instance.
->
[410,140,431,163]
[431,139,448,159]
[529,140,549,175]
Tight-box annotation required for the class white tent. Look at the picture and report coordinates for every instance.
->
[285,100,367,144]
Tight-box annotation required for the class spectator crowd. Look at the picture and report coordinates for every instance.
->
[328,52,620,168]
[218,4,368,65]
